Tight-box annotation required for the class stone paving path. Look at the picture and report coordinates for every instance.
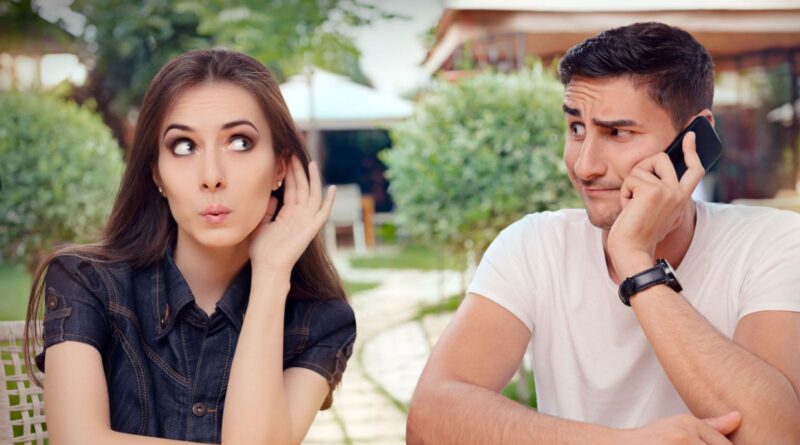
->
[303,261,463,445]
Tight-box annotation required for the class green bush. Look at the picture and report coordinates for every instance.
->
[0,92,123,270]
[381,64,580,255]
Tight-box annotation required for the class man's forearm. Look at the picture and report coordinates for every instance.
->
[407,379,619,445]
[630,283,800,443]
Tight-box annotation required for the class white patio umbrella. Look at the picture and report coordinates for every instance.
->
[279,68,414,132]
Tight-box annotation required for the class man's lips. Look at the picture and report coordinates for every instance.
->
[581,186,620,196]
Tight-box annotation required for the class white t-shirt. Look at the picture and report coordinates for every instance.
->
[468,201,800,428]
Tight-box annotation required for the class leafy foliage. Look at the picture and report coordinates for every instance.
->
[71,0,391,117]
[0,92,123,270]
[382,65,581,255]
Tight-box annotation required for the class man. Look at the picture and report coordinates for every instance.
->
[408,22,800,444]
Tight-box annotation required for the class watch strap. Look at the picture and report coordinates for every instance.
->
[618,259,682,306]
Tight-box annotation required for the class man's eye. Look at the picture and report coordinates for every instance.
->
[570,123,586,137]
[229,135,253,152]
[611,129,633,138]
[172,139,195,156]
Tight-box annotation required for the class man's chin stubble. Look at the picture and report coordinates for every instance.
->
[585,208,618,231]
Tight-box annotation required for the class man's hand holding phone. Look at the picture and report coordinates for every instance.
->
[606,130,706,279]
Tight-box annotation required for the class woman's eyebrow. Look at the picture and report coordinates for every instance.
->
[163,123,192,138]
[162,120,259,139]
[222,120,259,133]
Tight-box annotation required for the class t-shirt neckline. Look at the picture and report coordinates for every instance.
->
[595,201,706,293]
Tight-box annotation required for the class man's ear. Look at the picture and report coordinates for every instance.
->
[698,108,715,129]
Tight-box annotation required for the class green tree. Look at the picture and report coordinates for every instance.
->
[382,64,581,257]
[0,92,123,271]
[67,0,394,143]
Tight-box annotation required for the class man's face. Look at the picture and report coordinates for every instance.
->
[563,75,680,230]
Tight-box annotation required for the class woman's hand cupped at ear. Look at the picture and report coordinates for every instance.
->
[248,156,335,277]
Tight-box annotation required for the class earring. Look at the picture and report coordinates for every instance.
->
[273,180,282,191]
[158,186,164,195]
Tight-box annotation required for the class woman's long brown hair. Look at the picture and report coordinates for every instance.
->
[24,49,347,385]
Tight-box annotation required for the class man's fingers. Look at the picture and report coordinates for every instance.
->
[697,424,733,445]
[634,153,679,187]
[680,131,705,196]
[620,170,651,201]
[703,411,741,436]
[628,166,662,186]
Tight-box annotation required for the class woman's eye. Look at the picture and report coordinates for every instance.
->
[570,122,586,137]
[229,135,253,152]
[171,139,195,156]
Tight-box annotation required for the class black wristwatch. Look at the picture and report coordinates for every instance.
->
[618,258,682,306]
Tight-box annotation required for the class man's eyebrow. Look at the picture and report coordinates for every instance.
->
[562,104,580,116]
[562,104,639,128]
[592,118,639,129]
[162,120,259,138]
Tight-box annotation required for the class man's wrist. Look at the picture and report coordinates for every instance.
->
[612,252,655,280]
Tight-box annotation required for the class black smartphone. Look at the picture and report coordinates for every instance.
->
[664,116,722,180]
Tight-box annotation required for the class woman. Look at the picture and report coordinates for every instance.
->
[23,49,356,444]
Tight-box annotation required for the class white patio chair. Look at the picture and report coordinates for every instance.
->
[324,183,367,255]
[0,321,47,444]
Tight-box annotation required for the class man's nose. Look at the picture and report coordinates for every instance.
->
[572,135,607,181]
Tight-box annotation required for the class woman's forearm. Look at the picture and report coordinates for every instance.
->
[221,268,291,445]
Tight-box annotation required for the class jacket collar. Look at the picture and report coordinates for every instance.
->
[153,247,251,341]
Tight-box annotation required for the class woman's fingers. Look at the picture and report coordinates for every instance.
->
[308,161,322,209]
[292,156,310,205]
[283,158,297,205]
[315,185,336,226]
[265,195,278,222]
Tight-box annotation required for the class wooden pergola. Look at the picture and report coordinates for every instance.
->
[423,1,800,195]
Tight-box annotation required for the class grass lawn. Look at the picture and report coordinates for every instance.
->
[350,244,466,271]
[414,293,464,320]
[343,280,380,296]
[0,262,32,321]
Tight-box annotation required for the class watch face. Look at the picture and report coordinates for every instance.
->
[657,258,683,293]
[658,259,676,277]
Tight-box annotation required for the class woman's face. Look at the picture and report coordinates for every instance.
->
[154,81,285,250]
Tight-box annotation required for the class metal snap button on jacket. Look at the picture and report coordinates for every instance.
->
[192,402,207,417]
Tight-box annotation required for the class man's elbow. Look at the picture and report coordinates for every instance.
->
[407,379,440,445]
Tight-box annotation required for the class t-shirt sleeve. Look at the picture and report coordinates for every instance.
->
[467,217,537,333]
[738,211,800,319]
[37,255,111,372]
[286,298,356,409]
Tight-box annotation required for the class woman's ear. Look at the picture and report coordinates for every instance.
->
[274,157,288,190]
[152,166,165,196]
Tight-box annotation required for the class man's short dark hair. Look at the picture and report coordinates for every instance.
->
[558,22,714,130]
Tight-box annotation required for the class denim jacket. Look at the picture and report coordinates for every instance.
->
[37,252,356,443]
